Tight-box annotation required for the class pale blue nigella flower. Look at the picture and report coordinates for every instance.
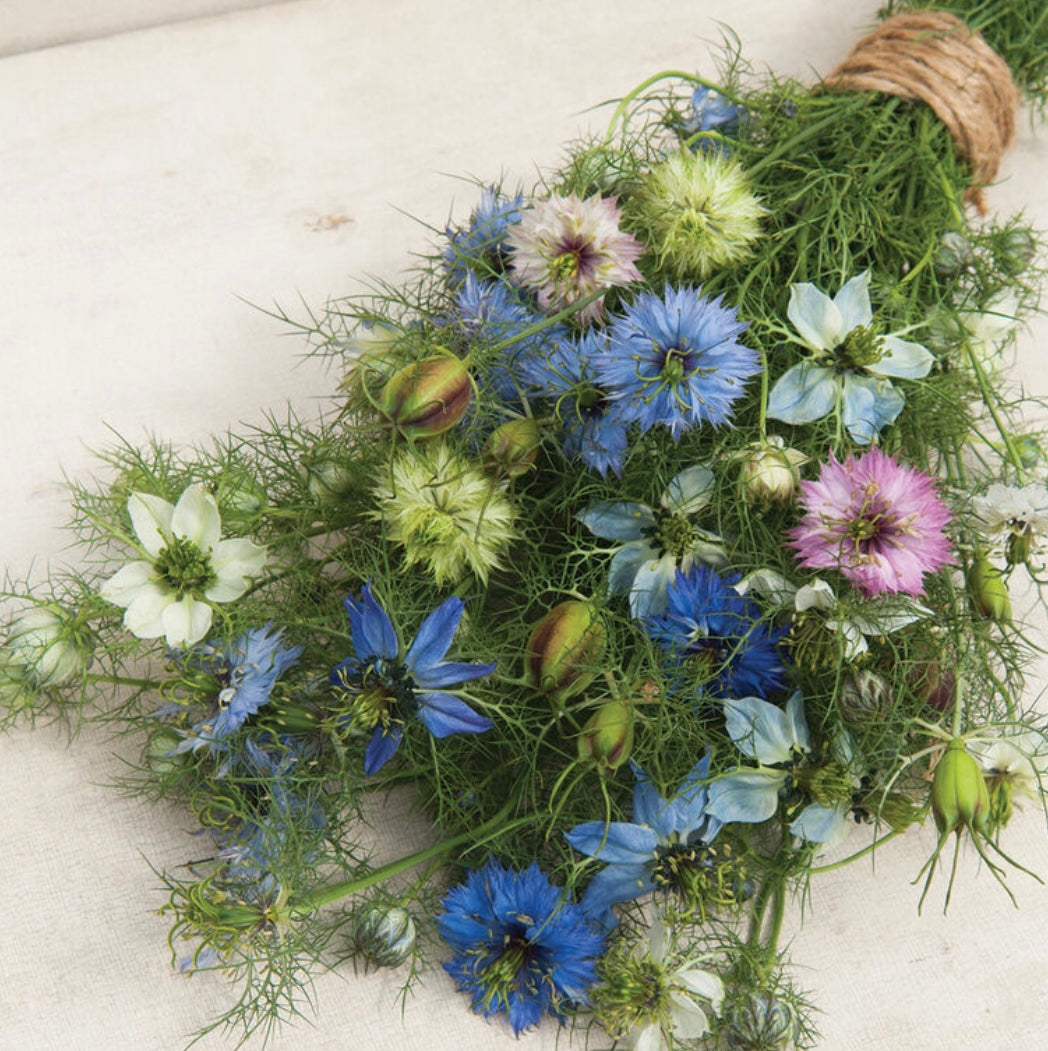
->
[706,693,855,844]
[565,756,723,928]
[578,465,728,618]
[443,186,524,283]
[174,625,302,754]
[680,85,743,149]
[766,271,934,444]
[330,583,494,775]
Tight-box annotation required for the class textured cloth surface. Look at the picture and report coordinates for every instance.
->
[2,2,1047,1049]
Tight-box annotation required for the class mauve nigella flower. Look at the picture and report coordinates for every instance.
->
[506,193,644,324]
[788,447,953,597]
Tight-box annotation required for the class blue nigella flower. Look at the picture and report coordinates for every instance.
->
[451,272,566,401]
[565,756,723,928]
[644,565,788,700]
[594,286,759,439]
[680,85,743,149]
[521,329,631,477]
[330,583,494,776]
[437,857,604,1034]
[766,271,934,444]
[706,693,856,845]
[174,625,302,755]
[578,465,728,618]
[443,186,524,283]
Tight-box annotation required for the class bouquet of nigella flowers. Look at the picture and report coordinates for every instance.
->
[4,1,1048,1049]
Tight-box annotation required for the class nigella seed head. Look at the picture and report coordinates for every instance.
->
[726,992,799,1051]
[350,904,417,969]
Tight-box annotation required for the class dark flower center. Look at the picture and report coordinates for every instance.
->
[651,511,696,558]
[333,658,417,731]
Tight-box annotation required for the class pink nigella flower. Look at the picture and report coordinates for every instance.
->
[506,193,644,324]
[788,446,953,596]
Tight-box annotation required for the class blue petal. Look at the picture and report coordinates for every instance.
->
[706,770,786,824]
[790,803,849,844]
[628,554,678,619]
[363,725,404,776]
[344,583,398,661]
[416,692,492,737]
[578,502,653,541]
[723,696,797,765]
[565,820,658,863]
[412,659,496,689]
[766,362,837,425]
[841,373,904,444]
[608,541,655,595]
[404,596,462,673]
[579,862,654,926]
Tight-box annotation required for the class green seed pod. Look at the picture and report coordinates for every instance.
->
[966,551,1012,623]
[577,698,633,771]
[378,355,472,439]
[144,728,190,777]
[726,993,798,1051]
[933,230,973,277]
[351,904,417,968]
[483,418,542,478]
[931,738,990,837]
[524,600,606,702]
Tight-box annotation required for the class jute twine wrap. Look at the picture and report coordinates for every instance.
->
[825,11,1020,209]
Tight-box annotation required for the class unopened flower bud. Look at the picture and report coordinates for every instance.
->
[5,606,92,687]
[931,739,990,837]
[215,475,267,530]
[378,355,472,439]
[933,231,973,277]
[482,418,542,478]
[350,904,416,968]
[301,451,360,505]
[737,438,806,508]
[524,600,606,702]
[577,698,634,770]
[966,552,1011,623]
[726,992,798,1051]
[998,227,1037,276]
[257,697,320,735]
[839,669,892,725]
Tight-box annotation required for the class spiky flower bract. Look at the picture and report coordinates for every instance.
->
[436,858,604,1035]
[330,582,493,775]
[173,625,302,755]
[506,193,644,324]
[595,286,758,439]
[627,149,764,280]
[373,443,516,585]
[789,447,954,597]
[644,565,788,699]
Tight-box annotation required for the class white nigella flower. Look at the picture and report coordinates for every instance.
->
[958,290,1020,354]
[100,484,267,647]
[578,465,728,618]
[736,569,930,661]
[766,271,934,444]
[971,482,1048,566]
[601,921,724,1051]
[967,729,1047,828]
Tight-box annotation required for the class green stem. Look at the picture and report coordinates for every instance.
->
[962,339,1027,483]
[288,802,529,915]
[85,673,162,689]
[809,829,901,873]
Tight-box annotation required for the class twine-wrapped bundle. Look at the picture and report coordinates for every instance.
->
[825,12,1020,207]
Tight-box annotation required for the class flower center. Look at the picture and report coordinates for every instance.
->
[332,659,417,731]
[792,761,854,808]
[473,921,540,1012]
[153,536,217,597]
[654,511,696,558]
[653,839,748,919]
[660,344,693,385]
[835,324,884,369]
[593,954,668,1038]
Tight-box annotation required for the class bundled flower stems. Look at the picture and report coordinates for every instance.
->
[3,1,1048,1048]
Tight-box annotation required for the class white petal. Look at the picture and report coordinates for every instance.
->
[171,484,221,548]
[205,538,267,601]
[629,554,677,618]
[668,991,711,1038]
[785,691,812,753]
[873,335,935,379]
[631,1022,665,1051]
[662,465,714,514]
[827,619,869,661]
[794,579,836,613]
[127,492,174,557]
[674,966,725,1012]
[832,271,873,332]
[788,282,843,352]
[735,568,796,604]
[123,584,176,639]
[161,596,213,647]
[99,561,156,606]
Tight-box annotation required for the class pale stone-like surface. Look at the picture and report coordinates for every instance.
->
[1,2,1047,1049]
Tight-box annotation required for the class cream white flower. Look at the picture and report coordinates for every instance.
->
[972,482,1048,565]
[627,922,724,1051]
[100,484,267,647]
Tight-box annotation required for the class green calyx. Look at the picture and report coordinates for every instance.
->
[153,536,216,597]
